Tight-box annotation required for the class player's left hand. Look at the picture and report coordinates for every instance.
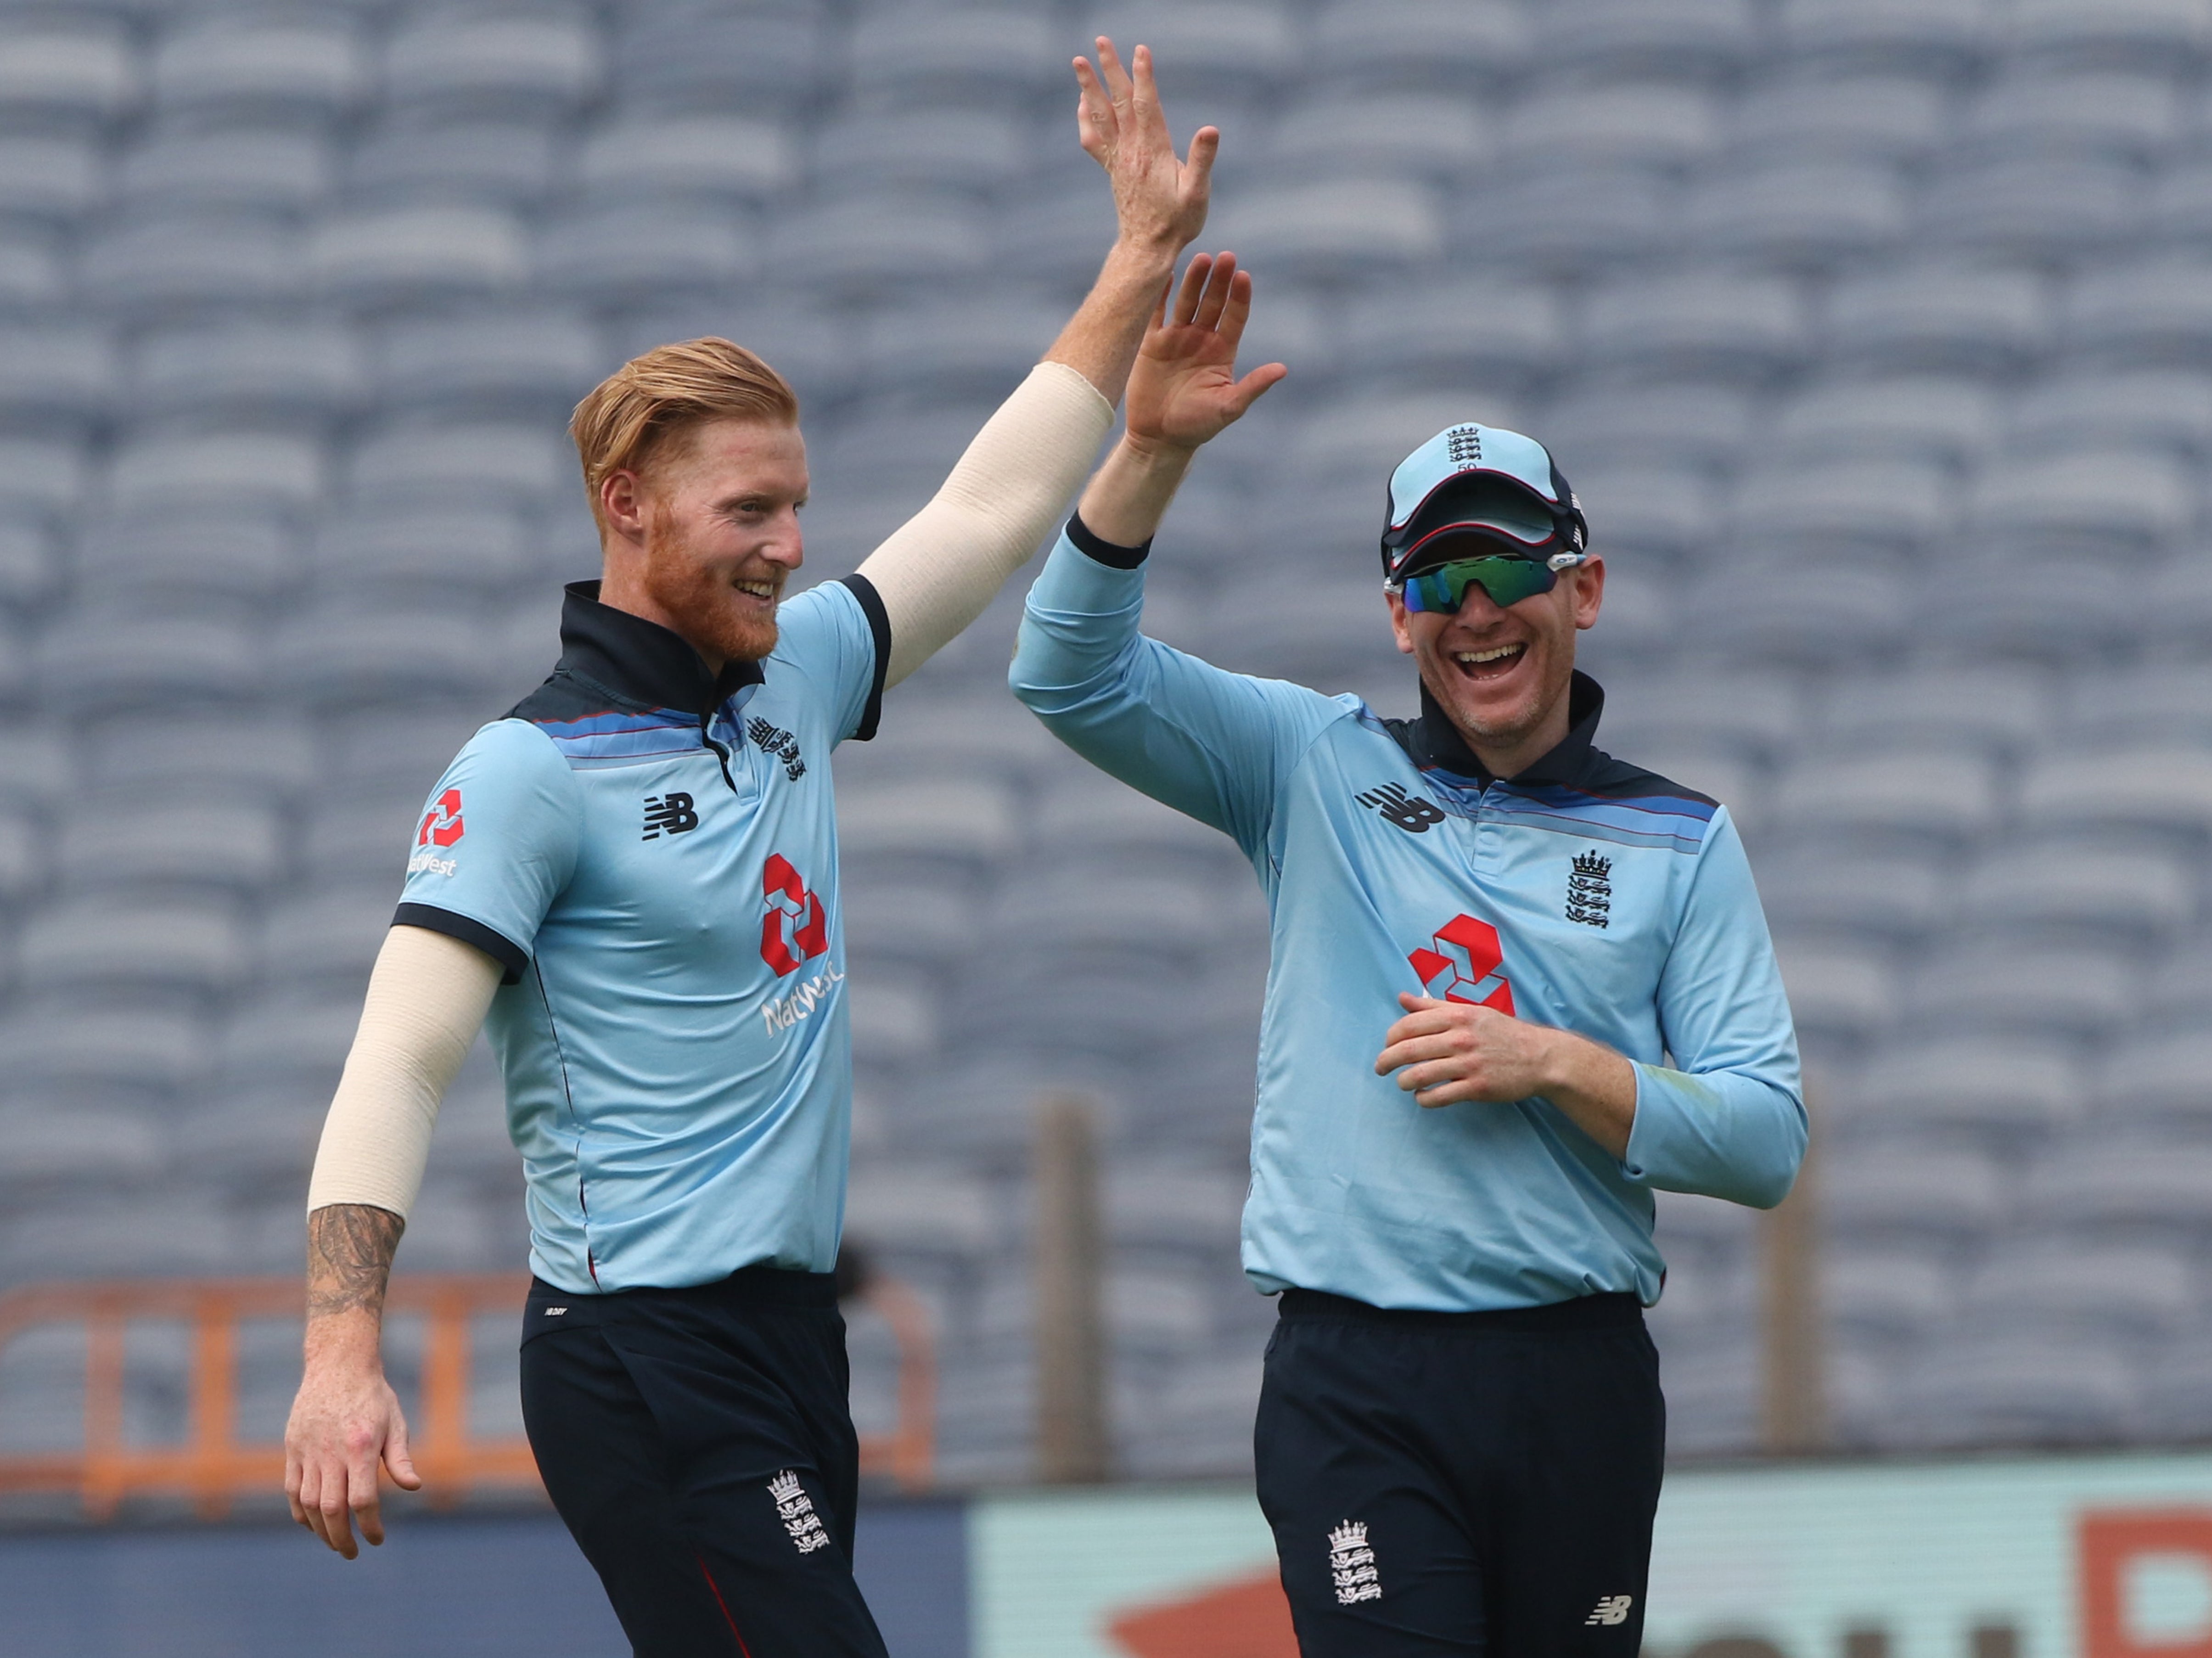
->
[1375,993,1561,1108]
[1124,251,1287,453]
[1074,39,1215,254]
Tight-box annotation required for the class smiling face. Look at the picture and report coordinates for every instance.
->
[1387,556,1606,779]
[597,416,809,670]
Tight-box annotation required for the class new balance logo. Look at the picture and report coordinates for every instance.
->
[641,792,700,840]
[544,1307,567,1316]
[768,1470,831,1554]
[1327,1520,1381,1605]
[1585,1595,1634,1626]
[747,716,805,781]
[1356,781,1447,833]
[1566,849,1612,929]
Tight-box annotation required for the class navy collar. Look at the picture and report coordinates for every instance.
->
[555,580,764,718]
[1411,669,1607,789]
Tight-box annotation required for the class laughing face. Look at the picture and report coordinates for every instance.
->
[1386,556,1606,778]
[598,416,809,670]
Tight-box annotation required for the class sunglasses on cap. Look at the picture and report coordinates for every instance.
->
[1392,540,1589,616]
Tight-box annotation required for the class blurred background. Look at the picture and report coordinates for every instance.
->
[1,0,2211,1652]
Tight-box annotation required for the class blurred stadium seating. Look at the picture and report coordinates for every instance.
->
[0,0,2203,1487]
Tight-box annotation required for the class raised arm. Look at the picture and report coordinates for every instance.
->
[284,924,502,1557]
[855,39,1218,687]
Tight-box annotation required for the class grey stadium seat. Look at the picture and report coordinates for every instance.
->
[1957,840,2197,946]
[1547,382,1753,472]
[1033,773,1241,885]
[2062,260,2212,365]
[309,205,528,307]
[1084,3,1297,112]
[0,134,105,221]
[271,604,496,709]
[1532,0,1762,82]
[846,6,1061,112]
[842,1164,997,1261]
[1915,556,2140,660]
[1307,0,1531,93]
[1821,1143,2008,1242]
[845,972,940,1070]
[310,504,533,597]
[770,193,989,293]
[0,1099,165,1191]
[2142,555,2212,656]
[857,294,1067,400]
[2017,746,2212,839]
[149,16,366,126]
[261,886,399,993]
[2100,1031,2212,1124]
[1683,564,1910,668]
[52,787,285,896]
[302,784,443,889]
[1824,265,2051,375]
[810,110,1030,201]
[1769,936,1896,1045]
[0,17,138,130]
[1914,156,2145,261]
[85,709,314,798]
[0,321,117,427]
[79,211,304,314]
[1208,180,1443,282]
[2008,370,2212,458]
[380,8,602,120]
[535,204,755,304]
[213,990,364,1104]
[1526,463,1718,559]
[0,435,84,521]
[1903,939,2138,1041]
[1341,278,1564,393]
[1966,450,2195,553]
[1814,664,2052,756]
[0,522,56,612]
[1775,0,1996,75]
[346,421,565,507]
[1767,744,1999,846]
[836,777,1023,875]
[1267,94,1487,186]
[1733,456,1950,553]
[131,319,363,423]
[1768,375,1997,467]
[1722,74,1951,164]
[2141,1338,2212,1441]
[616,301,853,405]
[0,1196,237,1283]
[1853,1035,2087,1136]
[1501,83,1722,173]
[577,115,792,205]
[346,119,560,208]
[1577,272,1806,382]
[114,125,334,213]
[2021,1138,2212,1239]
[1890,1335,2135,1447]
[35,610,262,709]
[1680,159,1909,268]
[108,429,325,516]
[74,510,297,606]
[1598,667,1802,762]
[1824,1248,1954,1342]
[0,233,65,312]
[1454,163,1673,272]
[2008,0,2212,70]
[18,898,251,1000]
[2066,662,2212,746]
[1954,71,2184,164]
[372,307,608,416]
[1962,1242,2195,1339]
[612,2,825,115]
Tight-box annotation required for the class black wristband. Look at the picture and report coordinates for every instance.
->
[1066,511,1151,570]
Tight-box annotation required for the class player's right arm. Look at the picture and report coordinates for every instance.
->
[1010,254,1312,859]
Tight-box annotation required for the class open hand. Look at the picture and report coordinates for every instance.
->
[1075,39,1215,255]
[1125,252,1288,455]
[284,1360,421,1558]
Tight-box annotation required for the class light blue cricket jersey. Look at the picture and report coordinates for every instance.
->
[1012,526,1807,1313]
[395,578,887,1294]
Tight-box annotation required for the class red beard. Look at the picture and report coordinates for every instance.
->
[640,522,783,666]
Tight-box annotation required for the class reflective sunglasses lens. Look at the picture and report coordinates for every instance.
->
[1406,557,1557,614]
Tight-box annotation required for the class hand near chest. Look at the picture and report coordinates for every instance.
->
[1375,993,1638,1159]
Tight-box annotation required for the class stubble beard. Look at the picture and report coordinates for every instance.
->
[641,526,782,666]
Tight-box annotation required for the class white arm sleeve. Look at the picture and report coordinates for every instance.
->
[304,924,504,1220]
[855,360,1115,687]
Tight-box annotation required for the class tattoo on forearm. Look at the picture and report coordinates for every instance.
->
[306,1204,405,1321]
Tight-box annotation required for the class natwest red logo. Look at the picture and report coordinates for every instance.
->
[760,854,829,977]
[1409,914,1516,1015]
[417,788,464,849]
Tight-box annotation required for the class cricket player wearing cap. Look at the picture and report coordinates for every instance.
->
[1010,263,1805,1654]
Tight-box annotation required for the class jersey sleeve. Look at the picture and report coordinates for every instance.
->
[392,718,584,985]
[1009,523,1347,864]
[1621,808,1808,1208]
[767,576,890,747]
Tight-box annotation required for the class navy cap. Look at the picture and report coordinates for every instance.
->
[1380,422,1589,581]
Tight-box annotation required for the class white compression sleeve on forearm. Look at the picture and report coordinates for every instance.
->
[854,360,1115,687]
[304,924,504,1220]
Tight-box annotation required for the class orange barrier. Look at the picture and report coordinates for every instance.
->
[0,1272,936,1521]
